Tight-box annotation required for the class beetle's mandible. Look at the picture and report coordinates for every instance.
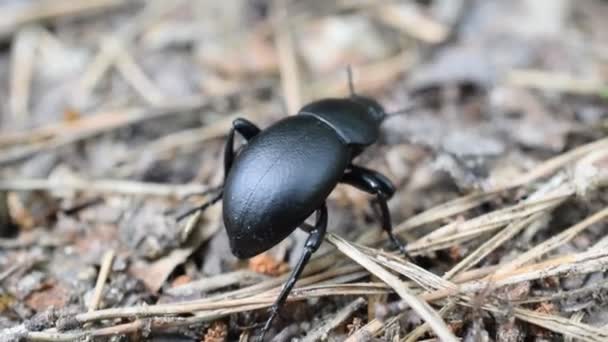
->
[178,76,414,341]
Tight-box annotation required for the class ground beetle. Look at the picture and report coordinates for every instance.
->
[179,70,415,341]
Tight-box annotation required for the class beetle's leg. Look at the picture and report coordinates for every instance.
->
[257,204,328,342]
[341,165,408,256]
[224,118,261,178]
[176,119,260,222]
[175,190,223,221]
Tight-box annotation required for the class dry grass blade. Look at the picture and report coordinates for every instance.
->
[374,3,448,43]
[402,302,456,342]
[391,137,608,240]
[507,69,606,95]
[273,0,302,114]
[114,46,167,105]
[394,192,496,234]
[9,26,40,121]
[407,192,569,253]
[66,282,386,324]
[165,270,266,297]
[493,206,608,276]
[513,279,608,304]
[352,242,608,341]
[384,249,608,305]
[301,297,367,342]
[89,250,115,312]
[0,104,190,166]
[344,318,384,342]
[0,0,126,39]
[0,178,211,199]
[565,312,586,342]
[0,89,261,166]
[513,308,608,342]
[500,137,608,189]
[75,1,182,99]
[460,249,608,293]
[326,233,458,342]
[134,113,243,156]
[442,212,547,279]
[112,111,245,177]
[441,173,572,279]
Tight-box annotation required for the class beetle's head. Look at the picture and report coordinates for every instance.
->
[351,95,386,124]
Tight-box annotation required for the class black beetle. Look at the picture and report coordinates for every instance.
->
[178,72,415,341]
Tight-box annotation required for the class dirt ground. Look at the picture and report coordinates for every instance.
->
[1,0,608,341]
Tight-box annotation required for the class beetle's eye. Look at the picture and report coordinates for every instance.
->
[368,102,386,122]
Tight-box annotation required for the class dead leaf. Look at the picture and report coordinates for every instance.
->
[248,252,289,276]
[130,205,221,292]
[25,282,71,311]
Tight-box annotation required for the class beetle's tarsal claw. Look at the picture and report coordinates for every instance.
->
[398,245,410,259]
[389,234,410,259]
[256,307,279,342]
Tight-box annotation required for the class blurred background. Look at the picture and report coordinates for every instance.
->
[0,0,607,341]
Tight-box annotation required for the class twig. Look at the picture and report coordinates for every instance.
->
[0,262,23,283]
[0,0,127,39]
[513,308,608,342]
[273,0,302,114]
[9,26,40,121]
[75,1,181,101]
[0,89,258,166]
[492,206,608,277]
[442,212,547,280]
[114,42,167,105]
[89,250,116,311]
[121,111,243,167]
[512,279,608,305]
[0,178,211,199]
[394,137,608,236]
[409,174,572,256]
[71,282,386,323]
[507,69,606,96]
[420,249,608,302]
[344,318,383,342]
[165,270,267,297]
[374,2,448,43]
[19,246,608,340]
[501,137,608,189]
[352,239,608,341]
[406,191,570,253]
[565,312,585,342]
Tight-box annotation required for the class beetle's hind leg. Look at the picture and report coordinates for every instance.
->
[256,204,328,342]
[176,118,261,221]
[224,117,261,177]
[175,189,223,221]
[341,165,409,257]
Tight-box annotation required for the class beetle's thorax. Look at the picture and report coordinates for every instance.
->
[298,97,385,147]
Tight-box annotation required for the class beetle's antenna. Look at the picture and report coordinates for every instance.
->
[347,65,356,97]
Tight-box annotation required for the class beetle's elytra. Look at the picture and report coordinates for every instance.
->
[180,87,411,341]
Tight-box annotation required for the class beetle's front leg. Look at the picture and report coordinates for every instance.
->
[256,204,328,342]
[340,165,408,256]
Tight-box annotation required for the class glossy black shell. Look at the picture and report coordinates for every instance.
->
[299,97,384,146]
[223,115,350,258]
